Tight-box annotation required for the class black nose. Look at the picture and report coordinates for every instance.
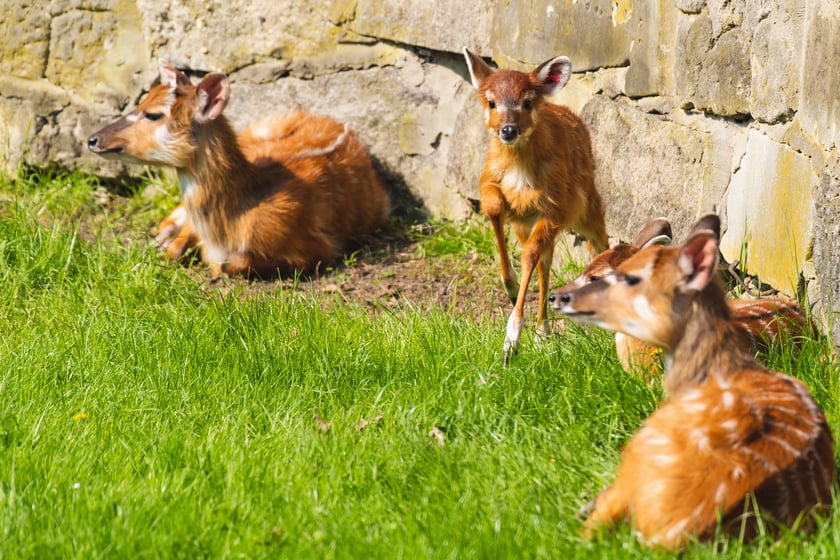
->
[500,125,519,142]
[560,292,571,305]
[87,135,100,151]
[548,293,556,304]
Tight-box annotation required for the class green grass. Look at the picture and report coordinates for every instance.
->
[0,168,838,559]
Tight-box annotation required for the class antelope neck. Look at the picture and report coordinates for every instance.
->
[664,283,756,396]
[178,117,256,218]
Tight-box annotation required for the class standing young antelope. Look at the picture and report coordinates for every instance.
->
[550,217,817,376]
[88,60,390,277]
[463,49,609,364]
[555,215,834,548]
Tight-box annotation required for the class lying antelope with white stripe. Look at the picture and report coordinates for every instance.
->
[88,60,390,277]
[555,215,834,548]
[550,217,817,377]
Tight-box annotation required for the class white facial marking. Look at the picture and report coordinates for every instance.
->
[632,294,657,323]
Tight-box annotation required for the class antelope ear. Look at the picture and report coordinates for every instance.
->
[677,231,719,293]
[463,48,495,89]
[688,214,721,241]
[159,60,191,88]
[533,56,572,96]
[634,217,673,249]
[195,73,229,122]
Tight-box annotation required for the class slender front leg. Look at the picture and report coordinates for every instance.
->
[481,184,518,303]
[580,484,630,540]
[504,218,557,364]
[156,205,200,262]
[535,240,555,342]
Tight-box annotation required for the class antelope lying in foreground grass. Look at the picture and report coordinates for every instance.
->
[555,215,834,548]
[463,48,609,364]
[551,217,817,377]
[88,60,390,277]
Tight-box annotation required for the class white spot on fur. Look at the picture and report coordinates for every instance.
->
[681,400,707,414]
[720,419,738,432]
[689,427,710,452]
[722,391,735,409]
[714,482,728,504]
[663,518,690,544]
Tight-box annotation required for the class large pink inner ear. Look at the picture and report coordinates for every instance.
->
[195,73,230,122]
[677,233,718,293]
[533,56,571,96]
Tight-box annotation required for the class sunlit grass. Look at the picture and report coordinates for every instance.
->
[0,167,837,559]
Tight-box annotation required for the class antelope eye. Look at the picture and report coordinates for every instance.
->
[588,275,600,283]
[523,99,533,110]
[144,112,163,121]
[624,275,641,286]
[488,100,496,109]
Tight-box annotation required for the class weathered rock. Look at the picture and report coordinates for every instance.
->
[582,97,743,243]
[677,15,751,117]
[799,1,840,154]
[0,3,50,79]
[489,0,633,70]
[812,154,840,344]
[720,130,817,296]
[749,9,802,123]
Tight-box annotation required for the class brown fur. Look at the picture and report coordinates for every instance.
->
[551,218,817,376]
[463,49,608,363]
[556,215,834,548]
[88,60,390,277]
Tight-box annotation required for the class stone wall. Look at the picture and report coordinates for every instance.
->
[2,0,839,340]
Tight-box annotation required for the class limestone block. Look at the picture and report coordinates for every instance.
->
[720,130,817,296]
[623,1,681,98]
[674,0,705,14]
[582,97,743,243]
[812,154,840,340]
[749,9,802,124]
[676,13,751,117]
[341,0,495,56]
[136,0,344,71]
[489,0,633,70]
[46,5,148,105]
[0,2,50,79]
[799,2,840,153]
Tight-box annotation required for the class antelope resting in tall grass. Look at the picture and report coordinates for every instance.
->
[88,60,391,277]
[554,215,834,548]
[463,48,609,364]
[550,217,817,376]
